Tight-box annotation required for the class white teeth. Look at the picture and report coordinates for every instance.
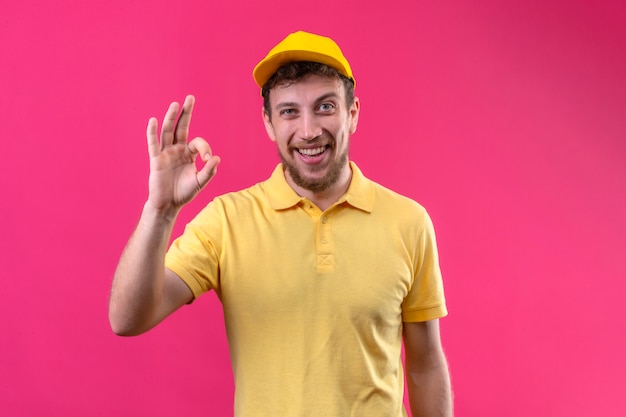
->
[298,146,326,156]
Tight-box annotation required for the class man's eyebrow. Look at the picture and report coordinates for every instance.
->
[275,93,340,110]
[315,92,340,103]
[275,101,299,109]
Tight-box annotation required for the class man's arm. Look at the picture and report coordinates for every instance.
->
[108,204,193,336]
[403,320,453,417]
[108,95,220,336]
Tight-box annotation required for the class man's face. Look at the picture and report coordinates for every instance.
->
[263,74,360,194]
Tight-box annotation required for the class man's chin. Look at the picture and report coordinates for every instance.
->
[288,171,330,193]
[281,149,348,194]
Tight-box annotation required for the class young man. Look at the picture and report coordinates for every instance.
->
[109,31,453,417]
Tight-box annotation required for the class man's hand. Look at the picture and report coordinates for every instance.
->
[146,95,220,214]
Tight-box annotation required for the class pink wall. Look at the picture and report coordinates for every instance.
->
[1,1,625,416]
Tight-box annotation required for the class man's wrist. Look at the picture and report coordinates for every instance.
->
[141,201,180,227]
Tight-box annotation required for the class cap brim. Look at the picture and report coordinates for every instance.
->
[253,50,351,88]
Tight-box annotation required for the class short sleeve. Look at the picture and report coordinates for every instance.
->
[164,201,223,300]
[401,211,448,322]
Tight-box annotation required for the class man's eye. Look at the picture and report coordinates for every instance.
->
[319,103,334,112]
[280,109,296,116]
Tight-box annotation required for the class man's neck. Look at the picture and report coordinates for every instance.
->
[286,165,353,211]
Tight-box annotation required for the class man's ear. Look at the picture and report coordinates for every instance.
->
[349,97,360,134]
[262,108,276,142]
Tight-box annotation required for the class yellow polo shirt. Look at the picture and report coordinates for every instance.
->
[165,162,447,417]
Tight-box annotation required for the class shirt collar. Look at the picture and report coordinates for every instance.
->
[265,162,374,213]
[343,162,375,212]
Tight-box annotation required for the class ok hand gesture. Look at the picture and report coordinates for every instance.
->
[146,95,220,214]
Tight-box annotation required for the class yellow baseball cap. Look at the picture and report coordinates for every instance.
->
[253,31,355,89]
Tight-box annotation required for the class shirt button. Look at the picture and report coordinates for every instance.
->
[321,237,328,244]
[321,216,328,224]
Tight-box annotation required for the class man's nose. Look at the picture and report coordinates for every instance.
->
[299,112,322,140]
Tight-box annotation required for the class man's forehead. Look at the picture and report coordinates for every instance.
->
[270,75,345,104]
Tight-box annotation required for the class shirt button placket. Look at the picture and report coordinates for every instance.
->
[316,212,334,271]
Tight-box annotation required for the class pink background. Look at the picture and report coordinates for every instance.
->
[1,1,625,416]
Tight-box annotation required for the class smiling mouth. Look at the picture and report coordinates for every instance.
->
[297,146,328,157]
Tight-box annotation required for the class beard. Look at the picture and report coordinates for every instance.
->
[279,143,349,194]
